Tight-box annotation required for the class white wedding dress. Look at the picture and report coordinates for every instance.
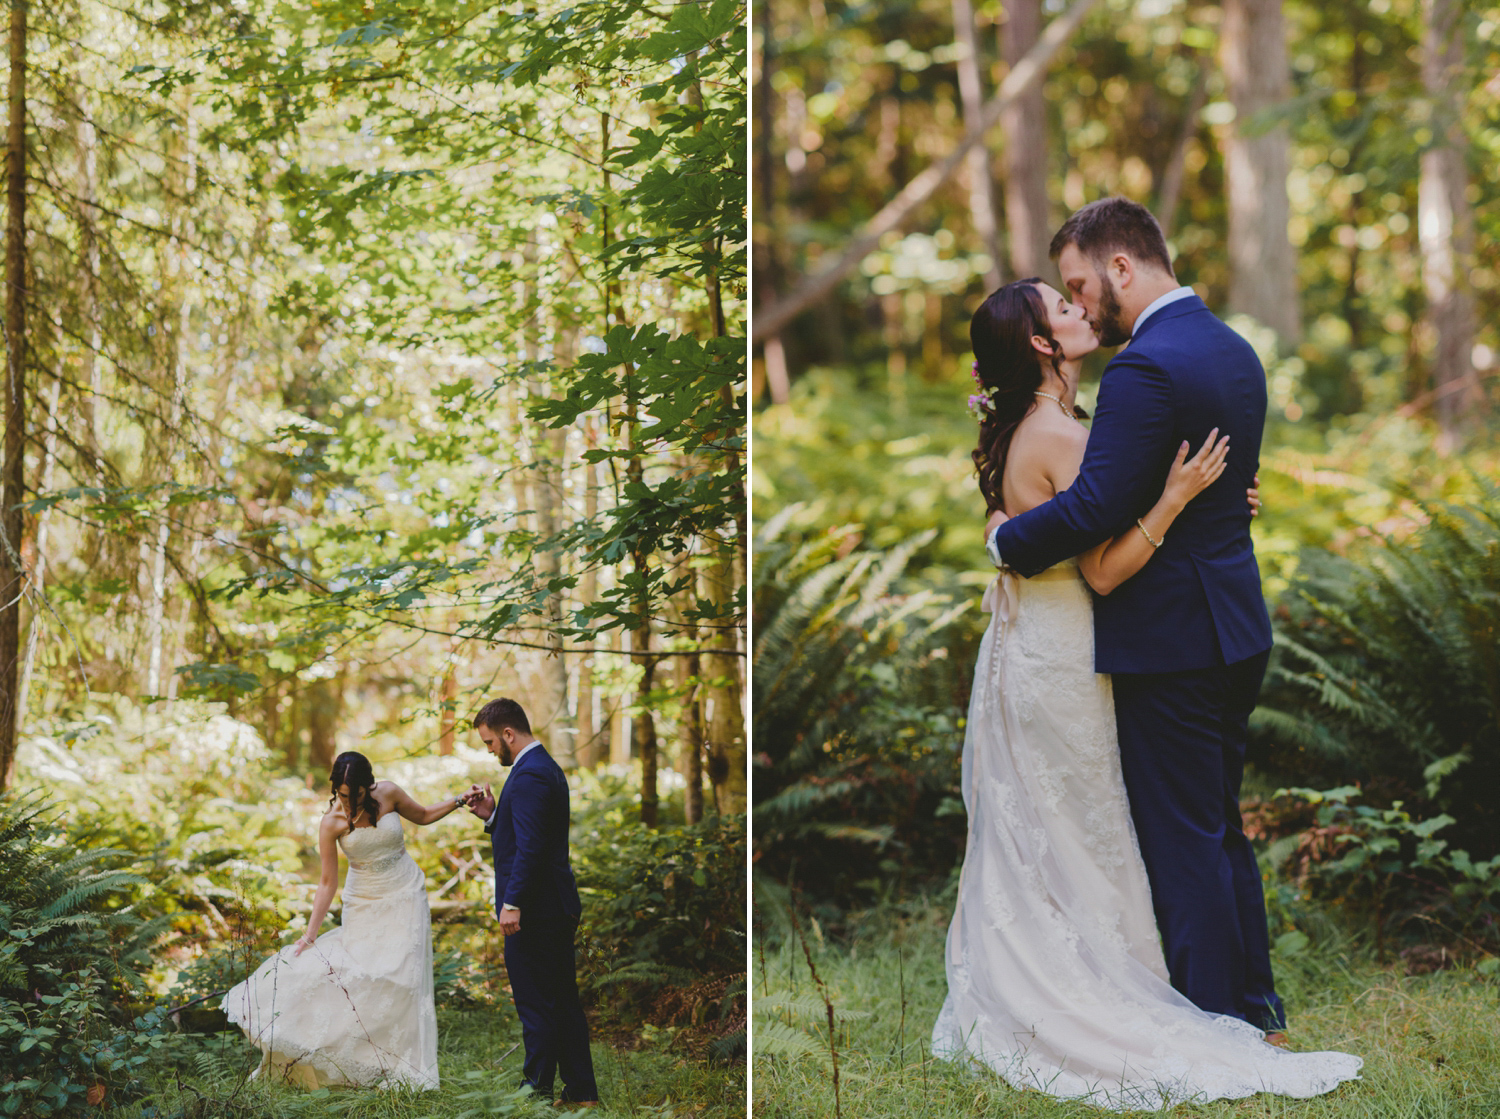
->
[931,562,1363,1110]
[223,810,440,1089]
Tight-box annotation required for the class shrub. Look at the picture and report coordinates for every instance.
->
[1253,486,1500,858]
[752,509,970,912]
[574,813,746,1028]
[0,796,171,1116]
[1248,785,1500,961]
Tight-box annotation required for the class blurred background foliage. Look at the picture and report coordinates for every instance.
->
[751,0,1500,970]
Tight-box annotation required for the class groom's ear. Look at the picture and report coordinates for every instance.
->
[1109,252,1135,290]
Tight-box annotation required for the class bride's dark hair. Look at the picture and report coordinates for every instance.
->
[329,751,379,831]
[970,279,1086,514]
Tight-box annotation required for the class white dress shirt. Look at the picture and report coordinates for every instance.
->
[984,285,1197,569]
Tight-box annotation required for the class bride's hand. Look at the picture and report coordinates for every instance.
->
[1162,429,1230,509]
[292,933,315,957]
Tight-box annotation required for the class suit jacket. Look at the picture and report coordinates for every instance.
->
[989,295,1273,674]
[485,745,583,922]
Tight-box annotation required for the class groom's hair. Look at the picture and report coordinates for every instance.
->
[473,698,532,735]
[1050,197,1174,277]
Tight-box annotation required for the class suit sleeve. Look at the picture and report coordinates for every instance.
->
[990,353,1175,577]
[500,769,550,909]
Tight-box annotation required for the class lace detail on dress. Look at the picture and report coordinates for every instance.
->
[222,811,439,1089]
[933,563,1362,1110]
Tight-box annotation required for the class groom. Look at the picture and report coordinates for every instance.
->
[986,197,1287,1038]
[466,698,600,1106]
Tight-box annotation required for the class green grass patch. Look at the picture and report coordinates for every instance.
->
[107,1007,742,1118]
[753,898,1500,1117]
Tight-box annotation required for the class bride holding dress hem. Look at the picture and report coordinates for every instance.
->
[222,750,475,1090]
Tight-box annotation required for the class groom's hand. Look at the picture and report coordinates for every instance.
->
[985,507,1009,538]
[466,783,495,820]
[498,906,521,936]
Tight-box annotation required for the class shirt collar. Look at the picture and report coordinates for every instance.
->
[513,740,542,765]
[1131,285,1196,337]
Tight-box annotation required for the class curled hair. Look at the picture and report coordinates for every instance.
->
[1049,196,1174,276]
[328,751,378,833]
[969,280,1086,514]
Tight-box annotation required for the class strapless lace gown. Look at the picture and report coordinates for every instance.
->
[223,810,439,1089]
[932,562,1362,1110]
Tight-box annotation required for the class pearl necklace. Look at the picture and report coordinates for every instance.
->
[1034,390,1079,420]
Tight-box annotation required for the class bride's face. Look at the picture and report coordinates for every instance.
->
[1034,283,1099,363]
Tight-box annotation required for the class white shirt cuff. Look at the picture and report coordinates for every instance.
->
[501,903,519,912]
[986,526,1004,569]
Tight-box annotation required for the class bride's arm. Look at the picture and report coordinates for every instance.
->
[1077,430,1229,596]
[385,781,472,826]
[294,814,342,956]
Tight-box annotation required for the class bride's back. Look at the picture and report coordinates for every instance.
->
[1000,405,1088,519]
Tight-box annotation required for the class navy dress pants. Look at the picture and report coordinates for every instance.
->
[1111,649,1285,1031]
[504,914,599,1101]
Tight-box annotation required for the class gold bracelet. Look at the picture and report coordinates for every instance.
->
[1136,518,1163,549]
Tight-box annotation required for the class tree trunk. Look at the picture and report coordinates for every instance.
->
[0,0,27,790]
[609,626,629,766]
[574,426,601,767]
[1219,0,1301,346]
[15,367,58,733]
[953,0,1003,290]
[437,651,457,756]
[752,0,1099,344]
[1419,0,1476,451]
[1155,61,1209,237]
[147,109,196,697]
[307,675,343,773]
[1000,0,1051,278]
[679,643,704,824]
[701,535,744,815]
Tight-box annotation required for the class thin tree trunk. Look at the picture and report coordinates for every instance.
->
[437,646,457,756]
[15,367,58,733]
[1419,0,1476,451]
[609,626,629,766]
[1000,0,1051,278]
[0,0,28,790]
[574,425,600,767]
[1155,61,1210,237]
[1219,0,1301,346]
[701,534,744,815]
[953,0,1003,290]
[752,0,1099,344]
[147,110,196,697]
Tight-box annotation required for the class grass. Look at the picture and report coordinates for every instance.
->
[110,1005,743,1118]
[752,895,1500,1118]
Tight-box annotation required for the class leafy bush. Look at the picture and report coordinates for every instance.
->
[1247,785,1500,961]
[574,813,746,1025]
[1252,486,1500,858]
[0,796,171,1116]
[753,509,971,911]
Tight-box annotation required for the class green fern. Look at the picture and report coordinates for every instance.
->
[1256,485,1500,856]
[753,506,970,904]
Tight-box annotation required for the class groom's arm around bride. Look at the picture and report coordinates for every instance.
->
[988,197,1285,1035]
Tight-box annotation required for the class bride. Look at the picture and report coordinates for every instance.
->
[223,751,473,1089]
[931,279,1363,1109]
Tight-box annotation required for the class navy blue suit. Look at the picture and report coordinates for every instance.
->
[989,294,1285,1030]
[487,745,598,1100]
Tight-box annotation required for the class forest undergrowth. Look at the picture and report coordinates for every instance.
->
[111,1007,742,1119]
[752,889,1500,1118]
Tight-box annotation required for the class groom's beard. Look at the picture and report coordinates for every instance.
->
[1093,272,1131,347]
